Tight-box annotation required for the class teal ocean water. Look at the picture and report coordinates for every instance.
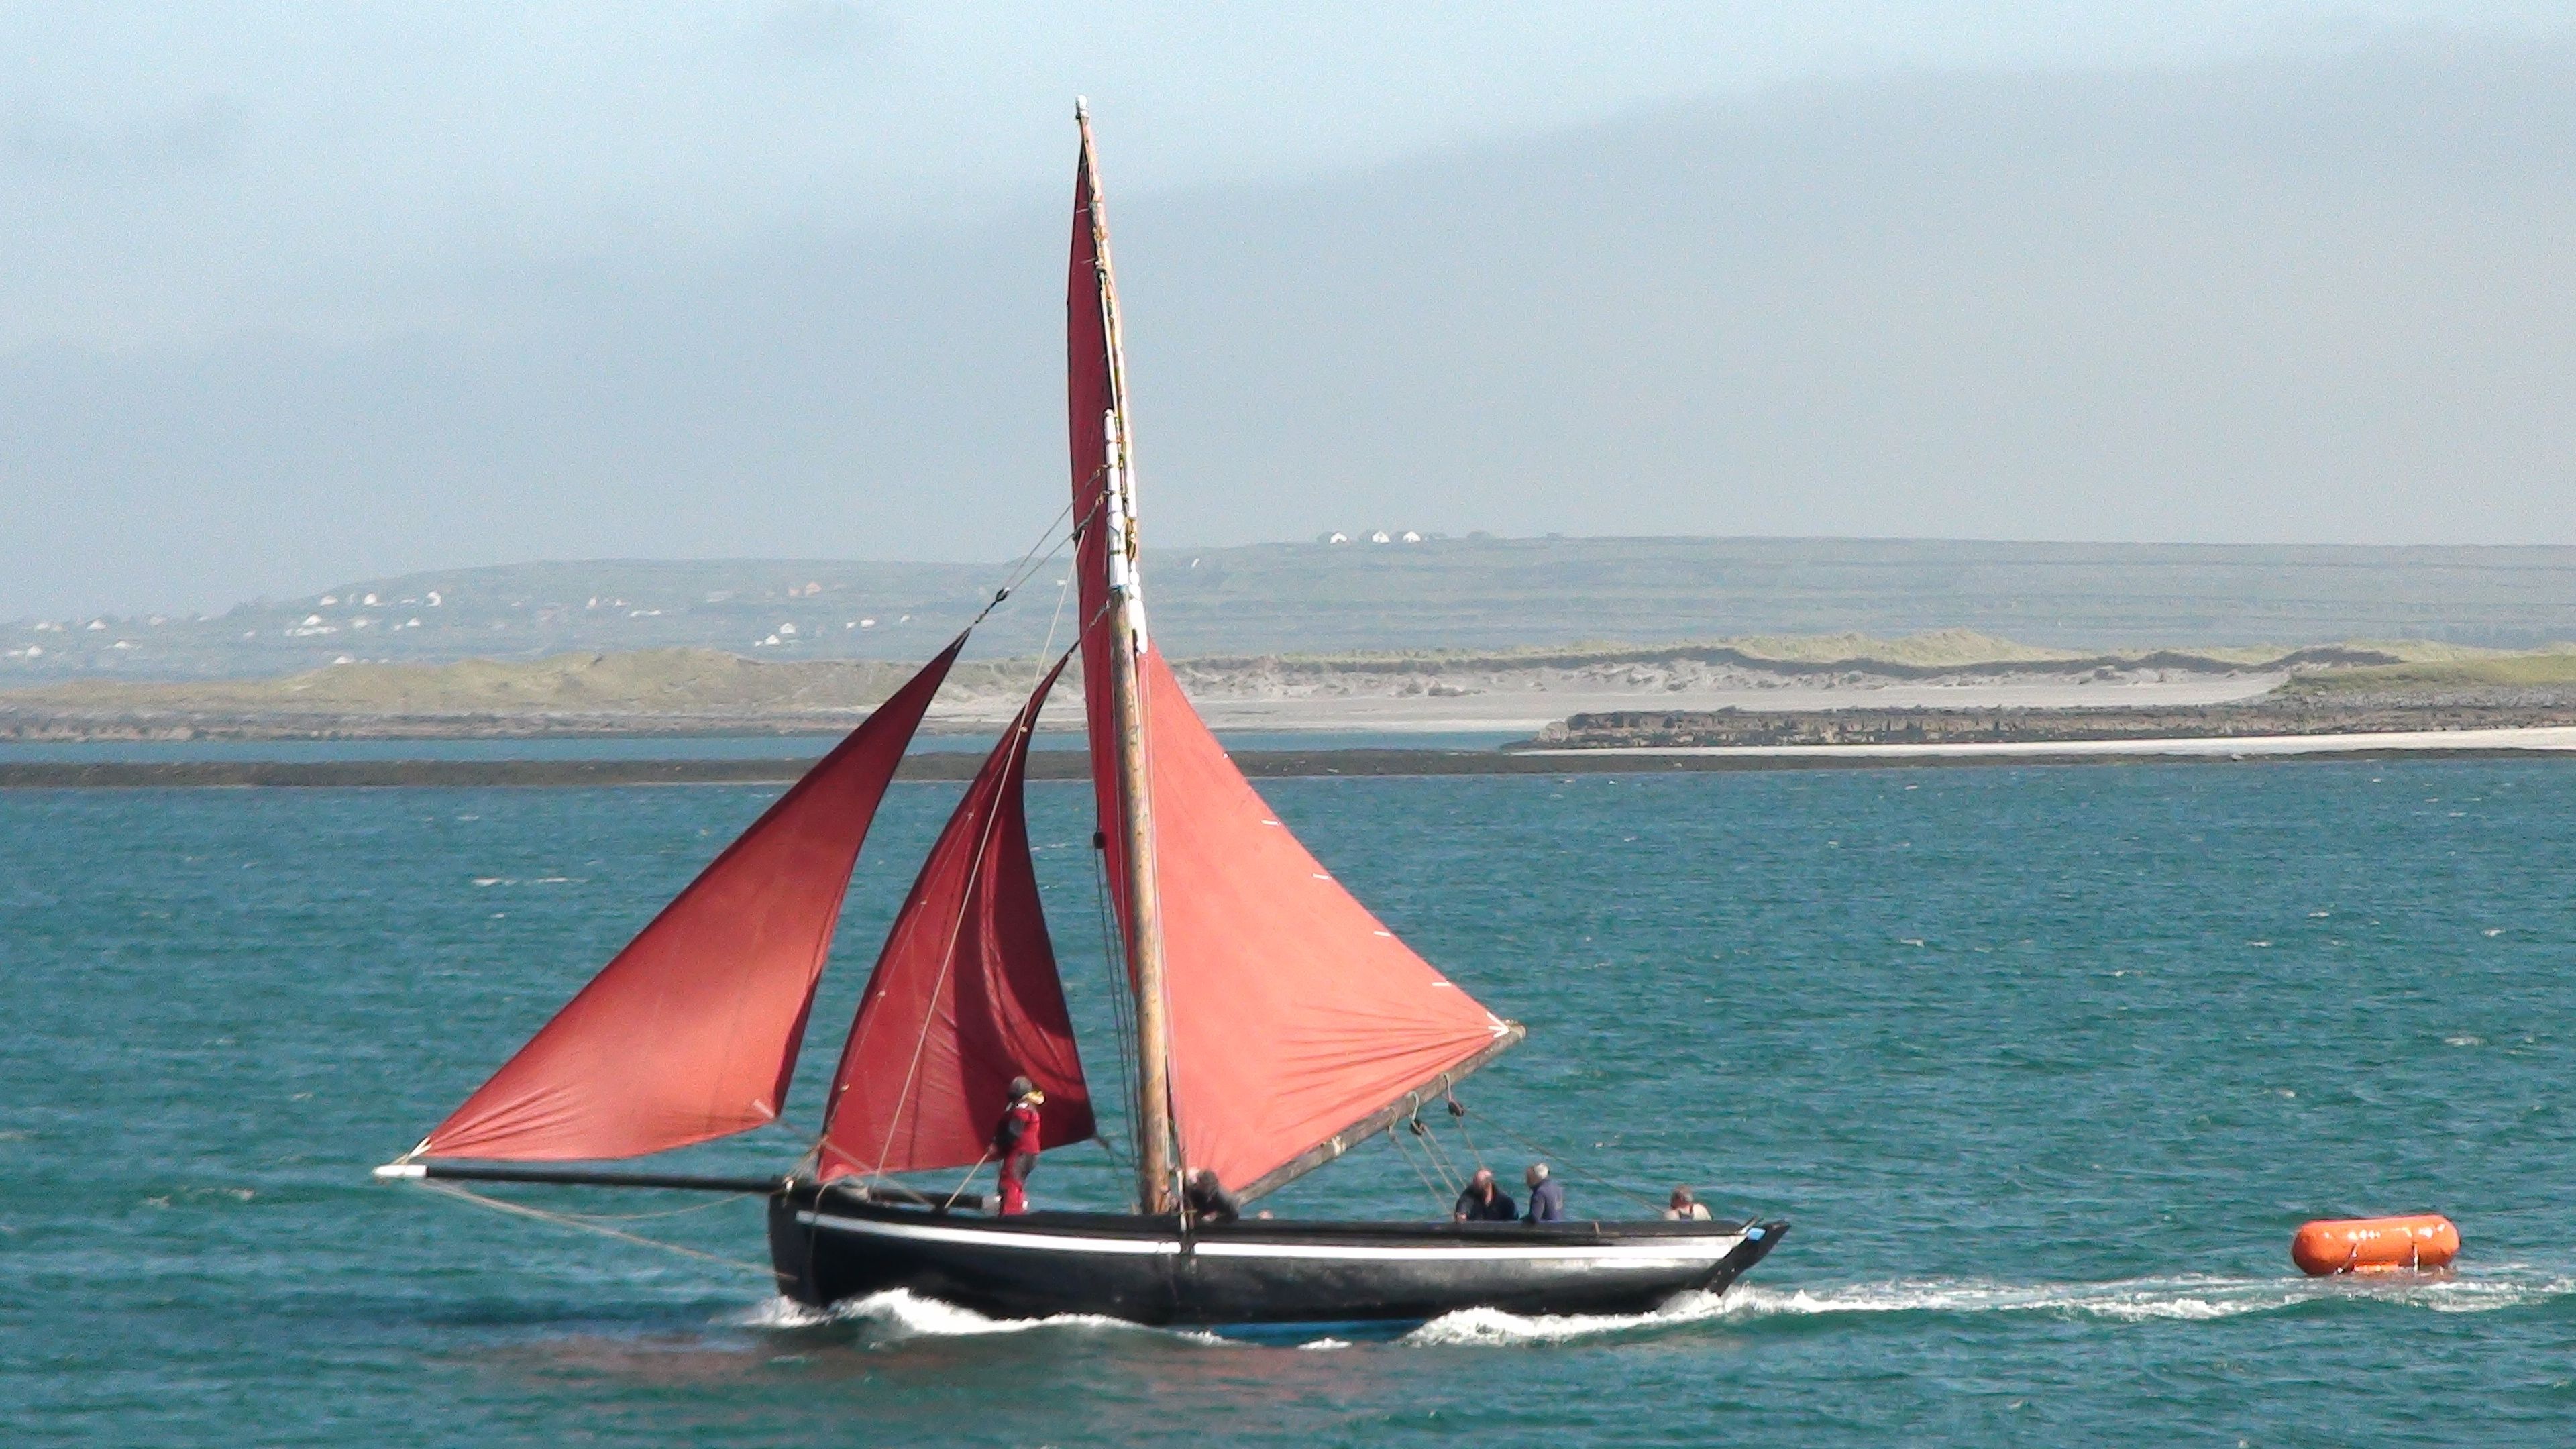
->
[5,760,2572,1445]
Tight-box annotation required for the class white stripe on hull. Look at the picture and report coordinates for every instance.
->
[1193,1237,1739,1265]
[796,1210,1743,1265]
[798,1211,1179,1256]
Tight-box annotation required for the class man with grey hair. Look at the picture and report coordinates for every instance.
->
[1521,1162,1566,1223]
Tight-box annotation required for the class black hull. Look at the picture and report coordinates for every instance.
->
[767,1184,1788,1327]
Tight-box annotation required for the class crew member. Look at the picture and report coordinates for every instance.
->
[993,1075,1045,1216]
[1522,1162,1566,1223]
[1452,1167,1517,1222]
[1663,1185,1712,1221]
[1183,1168,1241,1224]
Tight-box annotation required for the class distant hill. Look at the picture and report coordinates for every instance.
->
[9,537,2576,682]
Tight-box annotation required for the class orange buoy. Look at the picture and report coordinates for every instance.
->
[2290,1215,2459,1275]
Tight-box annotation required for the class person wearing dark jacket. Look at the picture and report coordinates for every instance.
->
[992,1075,1045,1215]
[1452,1168,1517,1222]
[1522,1163,1567,1222]
[1183,1169,1241,1224]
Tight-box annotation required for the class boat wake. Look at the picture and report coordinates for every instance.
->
[736,1289,1222,1346]
[1403,1268,2576,1346]
[733,1268,2575,1350]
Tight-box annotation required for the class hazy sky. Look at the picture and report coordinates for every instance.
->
[4,3,2572,617]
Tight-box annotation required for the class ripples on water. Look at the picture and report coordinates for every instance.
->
[5,760,2573,1445]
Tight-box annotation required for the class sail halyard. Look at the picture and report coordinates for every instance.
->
[1070,99,1181,1214]
[815,653,1094,1181]
[415,637,966,1162]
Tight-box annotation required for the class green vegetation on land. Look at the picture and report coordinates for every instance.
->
[2275,648,2576,696]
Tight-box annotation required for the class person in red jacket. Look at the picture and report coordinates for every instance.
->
[993,1075,1045,1215]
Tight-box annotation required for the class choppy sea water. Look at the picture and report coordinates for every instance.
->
[4,760,2571,1446]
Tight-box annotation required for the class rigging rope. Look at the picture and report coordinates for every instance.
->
[1089,1132,1132,1173]
[1027,548,1077,691]
[1075,590,1145,1185]
[1383,1123,1450,1213]
[1089,847,1138,1143]
[941,1151,994,1212]
[418,1181,774,1278]
[1407,1112,1465,1195]
[1448,1095,1492,1175]
[1467,1114,1671,1215]
[967,497,1079,629]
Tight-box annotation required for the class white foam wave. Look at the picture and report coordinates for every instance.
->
[732,1269,2574,1350]
[732,1295,833,1330]
[1403,1270,2576,1345]
[733,1289,1220,1346]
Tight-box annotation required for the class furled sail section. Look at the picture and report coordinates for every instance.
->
[816,656,1094,1180]
[1138,654,1522,1197]
[417,640,963,1161]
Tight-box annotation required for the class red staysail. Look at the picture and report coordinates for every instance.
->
[419,640,962,1161]
[816,656,1093,1179]
[1137,654,1517,1194]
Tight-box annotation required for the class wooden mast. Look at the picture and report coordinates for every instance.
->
[1077,101,1179,1215]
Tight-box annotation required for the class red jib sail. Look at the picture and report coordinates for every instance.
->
[419,639,963,1161]
[1137,654,1518,1196]
[816,656,1094,1180]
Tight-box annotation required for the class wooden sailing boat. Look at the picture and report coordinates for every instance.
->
[376,104,1786,1328]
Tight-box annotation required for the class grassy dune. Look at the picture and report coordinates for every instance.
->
[2277,647,2576,696]
[1,649,1042,718]
[7,633,2574,729]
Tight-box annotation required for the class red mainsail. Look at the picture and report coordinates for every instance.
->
[1066,137,1128,908]
[419,639,963,1161]
[816,657,1094,1181]
[1137,654,1517,1195]
[1065,121,1515,1198]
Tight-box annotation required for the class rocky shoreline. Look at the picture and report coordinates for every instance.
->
[1528,697,2576,749]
